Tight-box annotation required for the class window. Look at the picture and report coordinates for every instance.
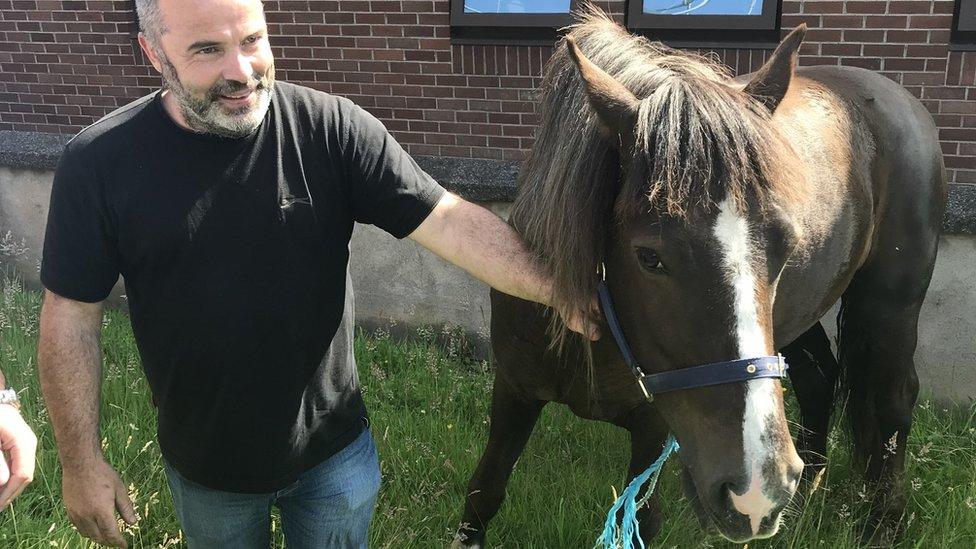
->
[450,0,780,46]
[953,0,976,48]
[629,0,779,30]
[461,0,572,15]
[958,0,976,31]
[450,0,576,27]
[450,0,578,43]
[627,0,781,46]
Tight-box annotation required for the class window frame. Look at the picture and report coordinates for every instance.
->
[627,0,781,31]
[956,0,976,32]
[449,0,578,28]
[953,0,976,48]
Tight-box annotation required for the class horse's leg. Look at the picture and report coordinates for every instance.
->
[622,404,669,543]
[453,378,545,549]
[838,279,928,543]
[781,321,840,481]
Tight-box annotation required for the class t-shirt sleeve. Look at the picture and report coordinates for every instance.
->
[334,97,446,238]
[40,139,120,302]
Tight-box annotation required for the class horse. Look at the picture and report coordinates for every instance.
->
[452,7,947,547]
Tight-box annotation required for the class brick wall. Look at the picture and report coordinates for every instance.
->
[0,0,973,184]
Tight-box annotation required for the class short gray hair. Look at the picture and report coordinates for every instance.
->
[134,0,167,46]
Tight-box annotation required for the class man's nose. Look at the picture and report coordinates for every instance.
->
[223,52,254,84]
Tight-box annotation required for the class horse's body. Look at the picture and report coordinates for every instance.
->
[455,11,945,548]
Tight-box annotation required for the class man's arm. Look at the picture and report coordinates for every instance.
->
[38,290,136,548]
[408,192,600,340]
[0,369,37,508]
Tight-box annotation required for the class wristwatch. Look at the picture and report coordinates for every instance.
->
[0,388,19,410]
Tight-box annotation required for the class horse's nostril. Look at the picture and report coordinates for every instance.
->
[716,481,737,507]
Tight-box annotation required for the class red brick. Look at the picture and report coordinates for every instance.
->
[941,141,960,155]
[457,111,486,123]
[960,53,976,84]
[932,0,955,14]
[906,44,948,57]
[823,15,865,27]
[886,29,928,42]
[843,29,885,41]
[841,57,881,70]
[863,44,905,57]
[923,86,967,100]
[801,1,848,14]
[942,100,976,114]
[954,170,976,184]
[822,43,862,56]
[925,58,947,72]
[908,14,952,29]
[889,1,932,14]
[2,1,973,164]
[940,128,976,141]
[945,155,976,169]
[883,57,926,71]
[865,15,908,29]
[902,72,945,85]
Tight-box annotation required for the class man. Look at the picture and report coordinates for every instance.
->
[37,0,597,547]
[0,369,36,509]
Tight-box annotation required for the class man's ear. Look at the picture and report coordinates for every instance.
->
[742,24,807,112]
[137,33,164,74]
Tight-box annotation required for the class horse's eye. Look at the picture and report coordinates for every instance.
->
[635,247,665,273]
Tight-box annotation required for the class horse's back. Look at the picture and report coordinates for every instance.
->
[768,65,946,342]
[798,65,947,301]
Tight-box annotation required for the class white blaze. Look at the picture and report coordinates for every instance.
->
[713,198,779,536]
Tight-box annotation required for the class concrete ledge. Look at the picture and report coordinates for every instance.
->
[2,130,974,233]
[414,155,518,202]
[0,131,72,171]
[945,183,976,235]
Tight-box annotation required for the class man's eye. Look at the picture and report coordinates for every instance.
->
[198,47,219,54]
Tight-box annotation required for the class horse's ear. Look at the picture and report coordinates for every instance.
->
[742,24,807,112]
[565,36,639,147]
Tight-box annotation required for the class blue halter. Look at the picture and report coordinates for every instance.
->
[595,277,788,401]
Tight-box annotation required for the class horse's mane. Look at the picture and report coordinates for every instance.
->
[510,6,803,349]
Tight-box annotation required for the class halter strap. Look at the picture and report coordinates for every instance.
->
[595,275,788,402]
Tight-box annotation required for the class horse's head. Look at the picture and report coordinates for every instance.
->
[567,26,808,542]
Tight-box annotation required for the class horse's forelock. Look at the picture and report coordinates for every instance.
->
[621,76,805,222]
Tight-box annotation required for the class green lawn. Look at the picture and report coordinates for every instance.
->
[1,277,974,548]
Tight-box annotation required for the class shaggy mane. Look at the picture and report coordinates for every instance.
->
[510,5,804,349]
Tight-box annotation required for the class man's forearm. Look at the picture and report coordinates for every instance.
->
[37,291,105,469]
[410,193,552,306]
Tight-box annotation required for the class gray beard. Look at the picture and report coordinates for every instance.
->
[159,53,274,138]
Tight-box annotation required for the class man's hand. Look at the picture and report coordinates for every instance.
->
[62,459,137,548]
[555,297,602,342]
[0,404,37,508]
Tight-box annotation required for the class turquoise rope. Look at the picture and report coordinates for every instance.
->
[595,435,679,549]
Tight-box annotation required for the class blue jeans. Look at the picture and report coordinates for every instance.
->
[164,428,381,549]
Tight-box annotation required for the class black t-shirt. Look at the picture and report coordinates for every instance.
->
[41,82,445,493]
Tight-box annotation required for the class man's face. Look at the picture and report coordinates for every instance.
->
[141,0,275,137]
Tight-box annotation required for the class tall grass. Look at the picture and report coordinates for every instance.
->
[0,277,974,548]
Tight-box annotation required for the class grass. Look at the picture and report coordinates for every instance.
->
[0,276,974,548]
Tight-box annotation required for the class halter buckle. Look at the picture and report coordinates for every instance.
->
[637,377,654,402]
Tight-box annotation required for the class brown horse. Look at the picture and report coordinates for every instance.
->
[453,8,947,548]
